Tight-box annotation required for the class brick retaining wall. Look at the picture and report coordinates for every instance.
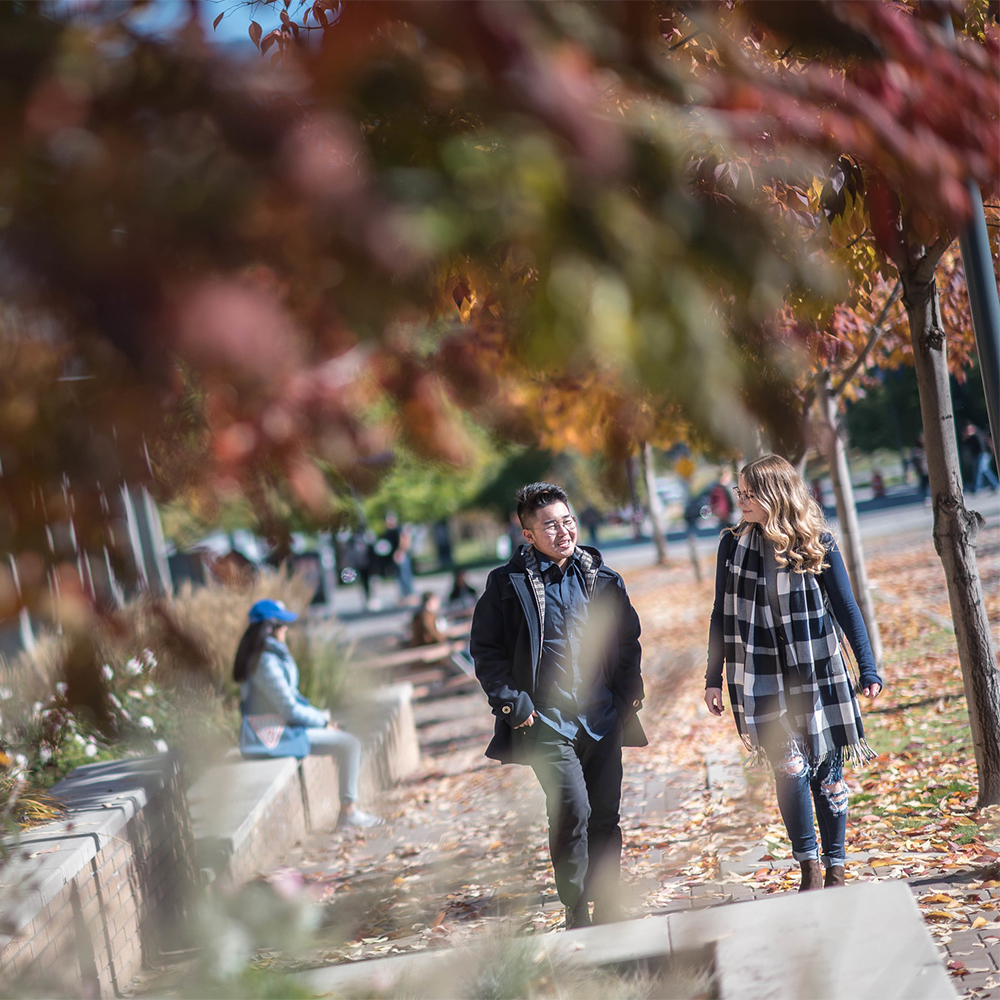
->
[0,754,197,997]
[0,683,420,997]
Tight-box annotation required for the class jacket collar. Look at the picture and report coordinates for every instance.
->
[262,635,290,656]
[518,545,601,638]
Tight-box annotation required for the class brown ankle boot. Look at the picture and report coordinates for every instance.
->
[824,865,846,888]
[799,859,823,892]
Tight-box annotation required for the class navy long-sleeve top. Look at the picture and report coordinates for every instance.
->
[705,531,882,690]
[534,554,617,740]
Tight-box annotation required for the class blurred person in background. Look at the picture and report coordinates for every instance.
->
[432,518,454,569]
[963,421,999,494]
[447,568,478,613]
[709,467,737,528]
[704,456,882,892]
[234,599,383,828]
[410,590,475,674]
[911,433,930,504]
[578,505,602,546]
[410,591,446,647]
[394,522,417,605]
[870,470,886,499]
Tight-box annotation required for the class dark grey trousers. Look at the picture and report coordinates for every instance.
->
[522,719,623,909]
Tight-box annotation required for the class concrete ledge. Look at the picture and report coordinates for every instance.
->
[189,683,420,885]
[671,880,954,999]
[298,882,956,1000]
[0,682,419,995]
[0,754,197,998]
[187,756,306,885]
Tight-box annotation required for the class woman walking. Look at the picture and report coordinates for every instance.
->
[704,456,881,890]
[234,599,382,828]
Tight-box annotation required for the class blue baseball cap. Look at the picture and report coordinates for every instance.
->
[248,599,298,624]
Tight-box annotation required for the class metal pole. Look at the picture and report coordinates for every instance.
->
[956,184,1000,467]
[934,6,1000,464]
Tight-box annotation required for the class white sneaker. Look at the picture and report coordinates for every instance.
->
[339,809,383,828]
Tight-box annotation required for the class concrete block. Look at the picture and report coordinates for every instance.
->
[300,882,955,1000]
[299,754,341,830]
[669,880,955,1000]
[187,756,301,875]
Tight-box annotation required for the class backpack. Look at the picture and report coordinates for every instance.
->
[709,483,733,520]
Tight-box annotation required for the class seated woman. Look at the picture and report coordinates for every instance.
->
[410,591,475,675]
[410,591,446,647]
[234,599,382,828]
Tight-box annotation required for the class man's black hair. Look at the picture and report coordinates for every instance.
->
[515,482,569,527]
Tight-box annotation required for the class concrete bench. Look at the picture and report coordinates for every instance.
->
[187,682,420,885]
[351,638,473,675]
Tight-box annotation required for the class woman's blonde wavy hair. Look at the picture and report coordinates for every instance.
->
[734,454,829,574]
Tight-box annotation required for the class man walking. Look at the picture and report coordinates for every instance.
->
[470,483,645,929]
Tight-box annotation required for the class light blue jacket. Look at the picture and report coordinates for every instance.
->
[239,637,326,757]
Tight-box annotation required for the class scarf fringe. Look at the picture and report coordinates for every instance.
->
[740,736,877,771]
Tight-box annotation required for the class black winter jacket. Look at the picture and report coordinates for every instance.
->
[470,544,646,764]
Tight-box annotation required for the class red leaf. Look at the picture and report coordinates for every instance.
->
[249,20,263,48]
[261,31,278,55]
[213,11,224,29]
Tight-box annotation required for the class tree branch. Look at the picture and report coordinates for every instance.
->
[832,279,902,398]
[845,227,871,250]
[913,236,952,285]
[670,31,704,51]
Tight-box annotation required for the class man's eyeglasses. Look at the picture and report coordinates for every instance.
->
[734,487,757,502]
[537,515,578,536]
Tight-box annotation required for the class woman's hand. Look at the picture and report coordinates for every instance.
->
[862,683,882,700]
[704,688,725,717]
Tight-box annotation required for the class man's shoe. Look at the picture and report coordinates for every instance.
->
[565,903,591,929]
[798,859,823,891]
[824,865,846,888]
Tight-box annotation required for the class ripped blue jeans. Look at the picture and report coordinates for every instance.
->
[768,737,848,870]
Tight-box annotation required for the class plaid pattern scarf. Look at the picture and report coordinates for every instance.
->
[723,528,873,768]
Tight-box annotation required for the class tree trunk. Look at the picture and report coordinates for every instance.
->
[640,441,669,565]
[816,375,885,667]
[902,257,1000,808]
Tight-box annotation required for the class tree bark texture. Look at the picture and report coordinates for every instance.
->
[816,375,885,668]
[640,441,669,565]
[902,261,1000,807]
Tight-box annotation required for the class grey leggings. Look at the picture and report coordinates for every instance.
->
[306,727,362,804]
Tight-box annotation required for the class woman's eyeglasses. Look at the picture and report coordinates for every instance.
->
[734,487,757,502]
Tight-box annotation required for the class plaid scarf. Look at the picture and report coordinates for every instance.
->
[723,528,874,768]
